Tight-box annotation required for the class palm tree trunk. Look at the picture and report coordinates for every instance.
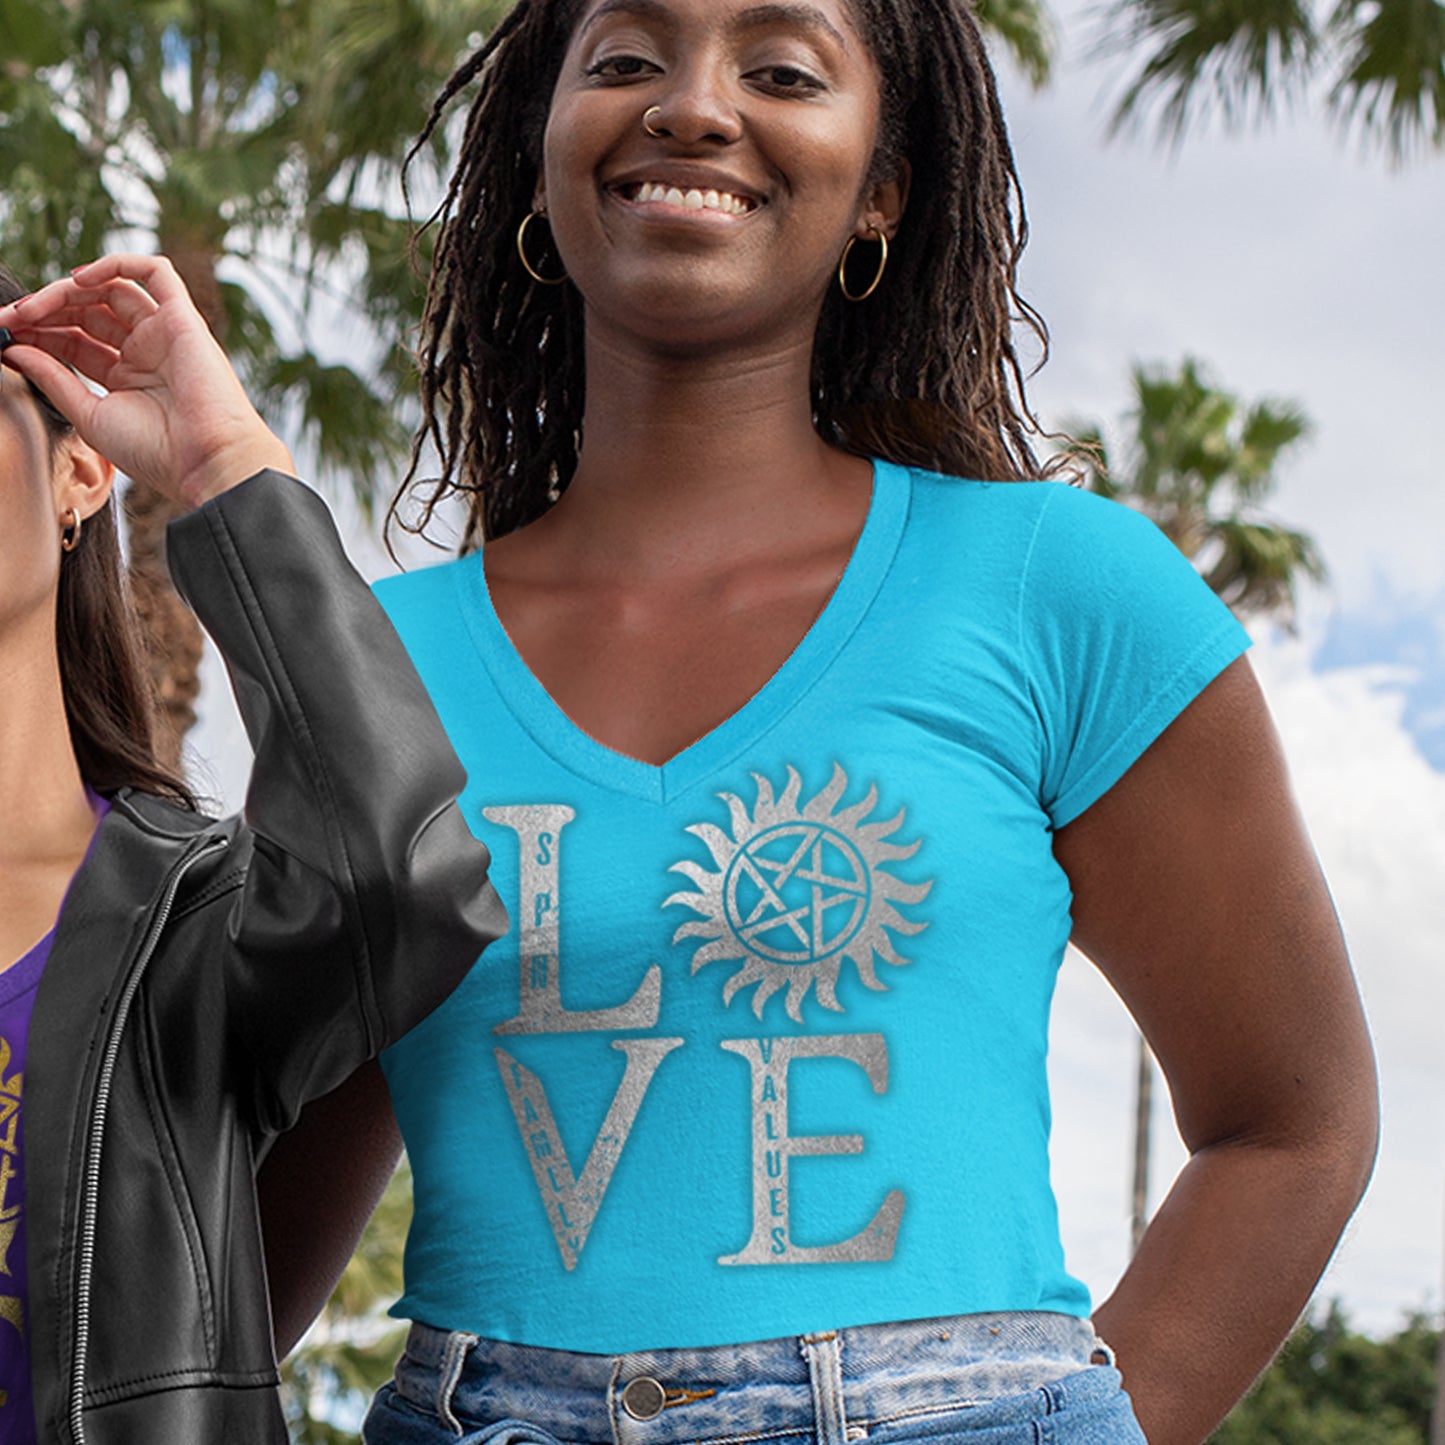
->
[1130,1034,1153,1255]
[123,481,204,769]
[125,231,228,772]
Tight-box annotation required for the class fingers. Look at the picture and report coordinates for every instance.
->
[0,279,160,336]
[70,253,194,311]
[1,317,125,390]
[0,342,100,432]
[0,255,187,342]
[6,302,132,351]
[0,253,186,321]
[23,326,126,387]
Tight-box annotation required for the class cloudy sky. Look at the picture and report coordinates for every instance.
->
[188,0,1443,1339]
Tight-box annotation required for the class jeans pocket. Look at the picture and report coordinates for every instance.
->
[365,1390,573,1445]
[859,1368,1145,1445]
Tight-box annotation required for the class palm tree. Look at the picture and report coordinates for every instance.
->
[1071,357,1323,1253]
[1093,0,1445,161]
[0,0,497,765]
[978,0,1060,86]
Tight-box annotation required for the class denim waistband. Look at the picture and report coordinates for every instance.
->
[392,1313,1112,1443]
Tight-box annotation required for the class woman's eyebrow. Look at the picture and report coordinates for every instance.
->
[580,0,851,51]
[732,4,851,51]
[580,0,671,38]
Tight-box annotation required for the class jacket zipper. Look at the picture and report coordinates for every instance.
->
[68,835,228,1444]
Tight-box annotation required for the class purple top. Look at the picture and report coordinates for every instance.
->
[0,794,109,1444]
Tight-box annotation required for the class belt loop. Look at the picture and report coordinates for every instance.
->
[800,1331,847,1445]
[437,1330,481,1437]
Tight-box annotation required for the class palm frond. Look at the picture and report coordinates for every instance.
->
[1075,359,1321,627]
[1095,0,1319,144]
[975,0,1058,87]
[258,351,410,516]
[0,0,70,71]
[1201,516,1328,626]
[1328,0,1445,159]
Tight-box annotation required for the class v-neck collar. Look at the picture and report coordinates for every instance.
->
[453,458,912,804]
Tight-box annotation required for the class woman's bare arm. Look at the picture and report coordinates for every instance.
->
[1053,656,1378,1444]
[257,1061,403,1358]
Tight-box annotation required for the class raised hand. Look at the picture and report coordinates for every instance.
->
[0,254,294,509]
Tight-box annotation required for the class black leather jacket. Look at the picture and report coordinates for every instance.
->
[24,471,506,1443]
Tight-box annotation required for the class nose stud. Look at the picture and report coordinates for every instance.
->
[643,105,667,138]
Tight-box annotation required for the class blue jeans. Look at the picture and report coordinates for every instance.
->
[362,1314,1147,1444]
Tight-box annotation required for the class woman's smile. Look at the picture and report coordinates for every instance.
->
[604,163,767,225]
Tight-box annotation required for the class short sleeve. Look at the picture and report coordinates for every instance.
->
[1021,485,1252,829]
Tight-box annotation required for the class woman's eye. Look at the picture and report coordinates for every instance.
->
[752,65,826,94]
[587,54,656,79]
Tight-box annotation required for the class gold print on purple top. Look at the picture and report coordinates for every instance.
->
[0,1036,24,1378]
[664,766,932,1022]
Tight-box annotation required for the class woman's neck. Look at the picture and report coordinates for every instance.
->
[531,325,867,581]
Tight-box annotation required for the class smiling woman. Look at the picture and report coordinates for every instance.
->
[353,2,1379,1443]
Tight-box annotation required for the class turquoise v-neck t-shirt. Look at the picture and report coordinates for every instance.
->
[375,463,1251,1353]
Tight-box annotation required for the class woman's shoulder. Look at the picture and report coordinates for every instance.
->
[372,551,477,610]
[887,466,1137,580]
[899,466,1143,532]
[900,467,1184,579]
[371,553,482,654]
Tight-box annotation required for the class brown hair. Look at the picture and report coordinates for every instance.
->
[391,0,1059,550]
[0,264,196,807]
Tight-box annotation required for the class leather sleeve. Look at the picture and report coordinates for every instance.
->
[166,469,508,1132]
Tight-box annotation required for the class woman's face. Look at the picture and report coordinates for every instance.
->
[0,364,110,642]
[0,369,66,637]
[541,0,900,351]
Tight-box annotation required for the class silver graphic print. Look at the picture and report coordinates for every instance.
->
[718,1034,904,1265]
[495,1040,685,1270]
[484,805,662,1034]
[664,766,932,1022]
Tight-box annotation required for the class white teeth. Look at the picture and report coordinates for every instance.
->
[628,182,753,214]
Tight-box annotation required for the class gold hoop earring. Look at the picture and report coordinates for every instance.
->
[838,226,889,303]
[516,210,568,286]
[60,506,82,553]
[643,105,666,138]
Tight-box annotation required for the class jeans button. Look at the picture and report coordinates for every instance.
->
[621,1377,667,1421]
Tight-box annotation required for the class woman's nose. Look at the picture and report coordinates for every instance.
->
[642,63,743,146]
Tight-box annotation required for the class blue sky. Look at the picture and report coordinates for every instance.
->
[1316,590,1445,772]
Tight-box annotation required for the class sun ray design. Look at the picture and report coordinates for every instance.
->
[663,764,933,1023]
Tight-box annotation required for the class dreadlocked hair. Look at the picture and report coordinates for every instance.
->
[391,0,1055,553]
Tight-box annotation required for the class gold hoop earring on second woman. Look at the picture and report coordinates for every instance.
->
[60,506,82,554]
[838,225,889,303]
[516,210,568,286]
